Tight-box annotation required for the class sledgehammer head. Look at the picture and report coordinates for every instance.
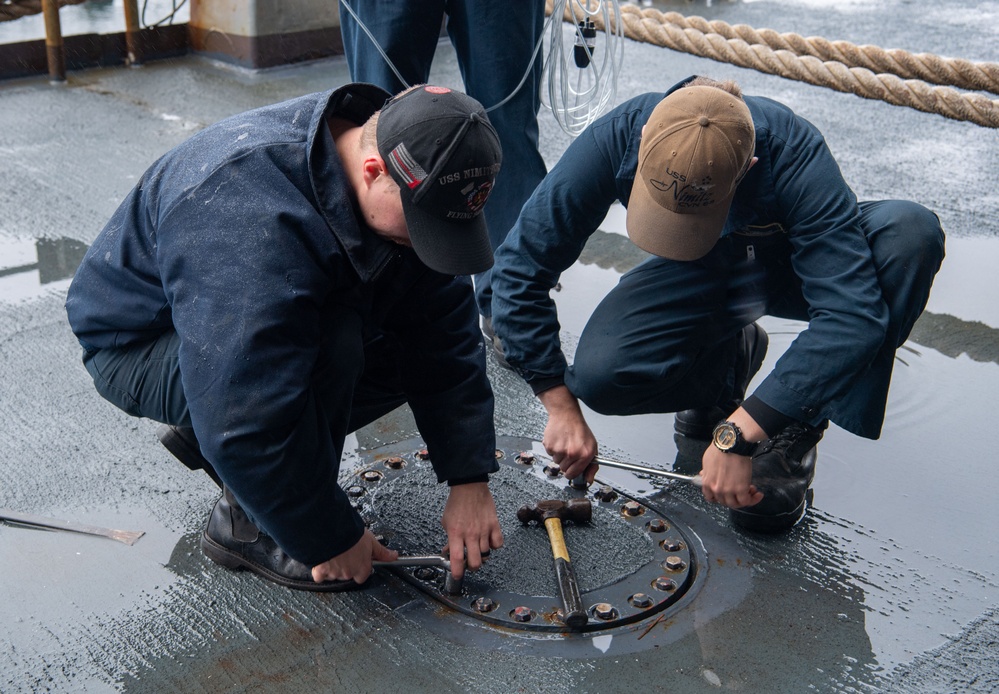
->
[517,498,592,525]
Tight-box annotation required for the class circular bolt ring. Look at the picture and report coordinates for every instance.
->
[511,606,534,623]
[653,576,678,592]
[515,451,535,465]
[592,602,618,620]
[629,593,654,609]
[622,501,645,517]
[346,485,365,498]
[662,556,686,572]
[415,448,431,460]
[384,456,405,470]
[543,464,561,478]
[660,538,683,552]
[594,486,618,502]
[473,597,497,613]
[647,518,667,533]
[360,470,383,483]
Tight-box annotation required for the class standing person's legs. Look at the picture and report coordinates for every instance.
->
[338,0,446,92]
[447,0,549,317]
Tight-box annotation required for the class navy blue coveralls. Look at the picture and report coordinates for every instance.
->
[490,77,945,440]
[65,84,498,567]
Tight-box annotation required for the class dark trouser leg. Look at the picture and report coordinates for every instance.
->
[445,0,549,316]
[565,233,774,416]
[821,200,945,436]
[338,0,444,92]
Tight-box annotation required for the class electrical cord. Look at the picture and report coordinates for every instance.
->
[338,0,623,136]
[542,0,625,138]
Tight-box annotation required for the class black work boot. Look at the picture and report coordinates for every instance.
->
[157,424,223,488]
[729,420,827,533]
[674,323,769,440]
[201,488,360,592]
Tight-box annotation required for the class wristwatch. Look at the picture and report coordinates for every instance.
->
[711,420,758,456]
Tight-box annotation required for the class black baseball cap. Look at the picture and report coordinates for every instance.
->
[376,85,501,275]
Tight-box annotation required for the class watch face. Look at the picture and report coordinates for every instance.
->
[713,424,737,450]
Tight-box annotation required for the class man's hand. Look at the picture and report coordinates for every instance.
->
[311,529,398,585]
[441,482,504,579]
[699,406,765,509]
[538,385,599,484]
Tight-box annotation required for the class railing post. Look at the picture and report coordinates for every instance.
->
[123,0,143,66]
[41,0,66,82]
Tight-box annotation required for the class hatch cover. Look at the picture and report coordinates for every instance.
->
[347,435,704,633]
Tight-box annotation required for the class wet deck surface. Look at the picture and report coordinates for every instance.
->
[2,1,998,691]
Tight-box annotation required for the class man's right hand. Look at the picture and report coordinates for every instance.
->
[538,385,599,484]
[311,529,398,585]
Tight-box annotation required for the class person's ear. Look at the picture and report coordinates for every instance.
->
[361,155,387,189]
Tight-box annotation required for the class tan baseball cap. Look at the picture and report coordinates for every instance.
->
[626,85,755,261]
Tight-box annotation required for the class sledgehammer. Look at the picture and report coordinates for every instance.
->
[517,498,591,630]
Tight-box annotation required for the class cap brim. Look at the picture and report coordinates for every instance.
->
[626,174,733,262]
[401,196,494,275]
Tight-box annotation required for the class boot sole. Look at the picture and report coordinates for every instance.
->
[201,532,360,593]
[729,489,813,533]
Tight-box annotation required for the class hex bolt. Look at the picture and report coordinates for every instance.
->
[415,448,431,460]
[473,597,496,613]
[511,606,534,622]
[594,485,618,503]
[622,501,645,517]
[647,518,667,533]
[629,593,654,609]
[360,470,383,483]
[543,464,561,478]
[592,603,618,620]
[384,456,404,470]
[515,451,535,465]
[660,538,683,552]
[662,556,686,572]
[346,485,365,498]
[494,449,505,459]
[653,577,677,592]
[413,567,436,581]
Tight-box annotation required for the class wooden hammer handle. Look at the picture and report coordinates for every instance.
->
[543,517,587,629]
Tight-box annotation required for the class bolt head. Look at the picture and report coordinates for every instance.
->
[654,577,678,592]
[647,518,667,533]
[511,606,534,622]
[622,501,644,517]
[663,556,686,571]
[661,537,683,552]
[592,602,617,620]
[413,567,436,581]
[346,485,365,498]
[594,486,618,502]
[516,451,536,465]
[473,597,496,613]
[361,470,383,482]
[384,456,404,469]
[629,593,654,609]
[543,464,561,478]
[415,448,431,460]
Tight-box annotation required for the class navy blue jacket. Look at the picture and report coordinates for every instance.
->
[491,78,889,438]
[66,84,498,565]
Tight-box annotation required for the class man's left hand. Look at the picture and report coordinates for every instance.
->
[441,482,504,579]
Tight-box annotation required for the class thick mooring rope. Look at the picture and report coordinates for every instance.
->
[548,1,999,128]
[1,0,86,23]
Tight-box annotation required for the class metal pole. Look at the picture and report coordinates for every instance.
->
[41,0,66,82]
[123,0,142,66]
